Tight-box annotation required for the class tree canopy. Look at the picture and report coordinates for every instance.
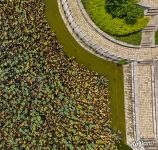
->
[106,0,143,24]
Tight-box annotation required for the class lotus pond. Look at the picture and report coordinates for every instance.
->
[44,0,132,149]
[0,0,131,149]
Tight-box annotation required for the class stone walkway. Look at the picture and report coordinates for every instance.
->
[124,61,158,150]
[58,0,158,149]
[137,64,154,139]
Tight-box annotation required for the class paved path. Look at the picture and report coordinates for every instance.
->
[137,64,155,139]
[124,62,158,150]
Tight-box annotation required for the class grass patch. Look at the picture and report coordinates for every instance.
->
[112,31,142,45]
[44,0,132,149]
[81,0,148,45]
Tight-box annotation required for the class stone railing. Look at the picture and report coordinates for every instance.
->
[60,0,128,63]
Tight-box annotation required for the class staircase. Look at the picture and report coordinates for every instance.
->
[141,30,155,48]
[143,25,157,31]
[141,8,158,48]
[141,42,153,48]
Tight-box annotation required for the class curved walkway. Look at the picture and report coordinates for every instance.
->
[61,0,158,61]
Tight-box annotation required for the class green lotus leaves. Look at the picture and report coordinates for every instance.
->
[1,0,119,149]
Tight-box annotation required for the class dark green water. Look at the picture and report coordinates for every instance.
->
[44,0,132,149]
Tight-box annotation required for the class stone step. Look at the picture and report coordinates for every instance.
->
[141,46,151,48]
[149,8,158,11]
[143,26,157,31]
[146,8,158,16]
[141,42,152,45]
[146,12,158,16]
[141,42,152,47]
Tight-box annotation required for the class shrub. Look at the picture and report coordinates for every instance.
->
[82,0,149,36]
[117,59,128,66]
[125,5,143,24]
[106,0,143,24]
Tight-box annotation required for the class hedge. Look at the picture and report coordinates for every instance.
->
[82,0,149,36]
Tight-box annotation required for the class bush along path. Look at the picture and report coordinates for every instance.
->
[106,0,145,25]
[0,0,120,149]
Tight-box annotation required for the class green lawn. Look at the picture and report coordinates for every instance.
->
[44,0,132,149]
[112,31,142,45]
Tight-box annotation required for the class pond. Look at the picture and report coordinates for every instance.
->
[44,0,132,149]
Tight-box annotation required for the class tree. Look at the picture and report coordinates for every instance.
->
[106,0,142,24]
[125,5,143,24]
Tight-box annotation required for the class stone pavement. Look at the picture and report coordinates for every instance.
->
[137,64,155,139]
[58,0,158,149]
